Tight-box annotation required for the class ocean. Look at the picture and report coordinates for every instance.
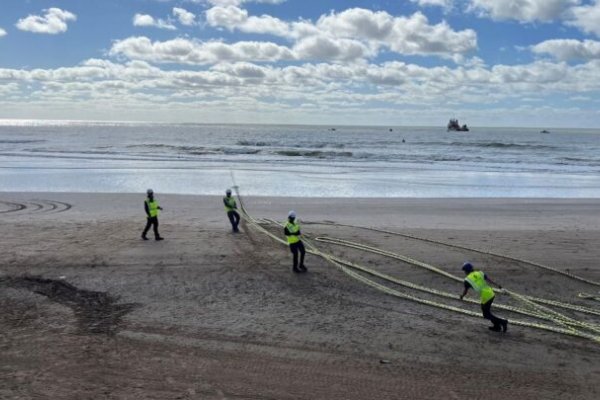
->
[1,121,599,197]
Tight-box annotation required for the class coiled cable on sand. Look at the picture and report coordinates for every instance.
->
[579,293,600,302]
[230,185,600,344]
[305,221,600,288]
[313,236,600,318]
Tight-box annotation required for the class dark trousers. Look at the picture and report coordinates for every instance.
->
[290,241,305,269]
[227,210,240,231]
[481,297,506,329]
[142,216,160,238]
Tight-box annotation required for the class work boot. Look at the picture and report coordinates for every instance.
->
[292,267,302,273]
[141,235,148,241]
[501,320,508,333]
[488,326,501,332]
[299,265,307,272]
[155,237,164,241]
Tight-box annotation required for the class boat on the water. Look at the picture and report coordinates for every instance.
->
[540,129,550,134]
[447,118,469,132]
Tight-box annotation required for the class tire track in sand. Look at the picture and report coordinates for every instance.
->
[0,199,73,215]
[0,200,27,213]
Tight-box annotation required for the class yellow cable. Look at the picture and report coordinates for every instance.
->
[232,188,600,344]
[305,221,600,287]
[314,236,600,318]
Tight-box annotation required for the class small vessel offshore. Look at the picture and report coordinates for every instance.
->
[447,118,469,132]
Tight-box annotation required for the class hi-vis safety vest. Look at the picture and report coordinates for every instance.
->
[224,196,236,212]
[145,199,160,217]
[285,221,301,245]
[465,270,495,304]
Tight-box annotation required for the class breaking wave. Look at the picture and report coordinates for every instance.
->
[274,150,354,158]
[236,140,271,147]
[445,141,557,150]
[237,140,345,149]
[0,139,46,144]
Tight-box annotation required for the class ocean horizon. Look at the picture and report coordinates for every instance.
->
[1,118,599,130]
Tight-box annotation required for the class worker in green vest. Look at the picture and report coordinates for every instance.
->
[142,188,164,241]
[460,262,507,332]
[223,188,240,232]
[284,211,306,273]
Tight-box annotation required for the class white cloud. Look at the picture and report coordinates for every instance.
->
[468,0,577,22]
[15,8,76,34]
[315,8,395,41]
[0,83,19,96]
[489,61,569,84]
[532,39,600,61]
[133,14,177,30]
[206,6,252,30]
[111,15,473,66]
[27,54,590,101]
[317,9,477,56]
[206,6,291,37]
[0,28,6,37]
[211,62,269,78]
[110,36,295,65]
[411,0,453,8]
[567,0,600,37]
[0,0,600,125]
[134,14,156,26]
[2,56,600,126]
[3,3,600,126]
[173,7,196,26]
[293,36,374,61]
[206,7,477,59]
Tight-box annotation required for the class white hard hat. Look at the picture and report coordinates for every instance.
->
[146,188,154,195]
[288,210,296,219]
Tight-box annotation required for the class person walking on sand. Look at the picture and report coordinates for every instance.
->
[224,188,240,233]
[142,189,164,241]
[284,211,306,273]
[459,262,508,332]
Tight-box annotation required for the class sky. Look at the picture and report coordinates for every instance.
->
[0,0,600,127]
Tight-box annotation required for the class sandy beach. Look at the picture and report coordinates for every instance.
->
[1,192,600,399]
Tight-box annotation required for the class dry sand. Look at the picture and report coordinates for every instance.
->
[1,193,600,399]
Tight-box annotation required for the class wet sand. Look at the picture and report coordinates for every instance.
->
[1,193,600,399]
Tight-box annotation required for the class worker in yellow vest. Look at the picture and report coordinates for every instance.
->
[223,189,240,232]
[284,211,306,273]
[142,189,164,241]
[460,262,507,332]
